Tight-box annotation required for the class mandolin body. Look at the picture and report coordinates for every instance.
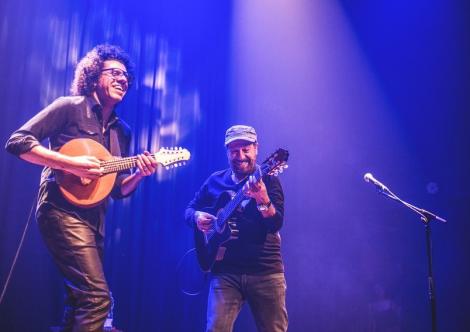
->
[55,138,117,208]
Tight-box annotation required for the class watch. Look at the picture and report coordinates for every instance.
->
[257,201,272,212]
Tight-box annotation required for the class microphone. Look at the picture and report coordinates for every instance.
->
[363,173,389,191]
[363,173,448,224]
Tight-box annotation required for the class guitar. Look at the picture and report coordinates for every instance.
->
[194,148,289,272]
[55,138,190,208]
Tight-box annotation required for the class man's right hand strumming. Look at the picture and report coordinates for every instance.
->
[19,145,102,179]
[59,155,102,179]
[194,211,216,233]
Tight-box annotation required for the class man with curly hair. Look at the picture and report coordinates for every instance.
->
[5,44,155,331]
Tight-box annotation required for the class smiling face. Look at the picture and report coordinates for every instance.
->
[227,140,258,180]
[94,60,129,109]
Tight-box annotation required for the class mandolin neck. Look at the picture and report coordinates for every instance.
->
[100,154,155,175]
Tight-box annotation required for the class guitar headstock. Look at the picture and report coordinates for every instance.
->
[261,148,289,177]
[155,147,191,169]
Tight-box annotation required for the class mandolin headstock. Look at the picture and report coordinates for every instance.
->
[155,147,191,169]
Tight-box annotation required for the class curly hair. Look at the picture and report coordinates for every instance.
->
[70,44,135,96]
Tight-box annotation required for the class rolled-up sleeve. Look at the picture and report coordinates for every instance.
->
[5,97,69,156]
[5,132,41,156]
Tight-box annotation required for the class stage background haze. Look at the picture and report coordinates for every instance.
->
[1,0,469,331]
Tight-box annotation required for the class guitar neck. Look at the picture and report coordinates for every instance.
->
[217,167,265,223]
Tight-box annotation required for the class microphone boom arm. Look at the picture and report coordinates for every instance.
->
[364,172,446,332]
[364,173,447,224]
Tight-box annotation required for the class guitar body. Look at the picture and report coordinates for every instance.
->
[56,138,117,208]
[193,148,289,272]
[194,191,240,272]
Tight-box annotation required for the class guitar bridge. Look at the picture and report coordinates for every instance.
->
[228,221,239,240]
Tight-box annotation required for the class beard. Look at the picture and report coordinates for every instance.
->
[230,158,256,179]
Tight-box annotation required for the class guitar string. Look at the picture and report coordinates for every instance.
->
[203,159,287,242]
[203,164,270,241]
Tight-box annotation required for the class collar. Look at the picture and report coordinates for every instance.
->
[231,172,248,184]
[85,96,119,127]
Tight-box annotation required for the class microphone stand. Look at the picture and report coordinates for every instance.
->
[371,184,446,332]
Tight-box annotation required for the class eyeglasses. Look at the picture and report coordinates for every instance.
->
[101,68,130,81]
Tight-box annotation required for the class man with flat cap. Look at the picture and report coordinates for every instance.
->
[185,125,288,332]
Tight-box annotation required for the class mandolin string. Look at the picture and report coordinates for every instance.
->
[100,151,186,174]
[101,157,139,174]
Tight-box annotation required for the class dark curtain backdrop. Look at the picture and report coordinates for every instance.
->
[0,1,231,331]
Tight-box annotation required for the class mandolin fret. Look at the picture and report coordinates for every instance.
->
[101,157,138,174]
[101,153,163,174]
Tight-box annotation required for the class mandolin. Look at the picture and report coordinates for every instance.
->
[55,138,190,208]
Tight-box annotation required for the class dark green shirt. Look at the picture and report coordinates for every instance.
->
[5,96,132,236]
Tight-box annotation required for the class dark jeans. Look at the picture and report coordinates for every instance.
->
[206,273,288,332]
[37,206,111,332]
